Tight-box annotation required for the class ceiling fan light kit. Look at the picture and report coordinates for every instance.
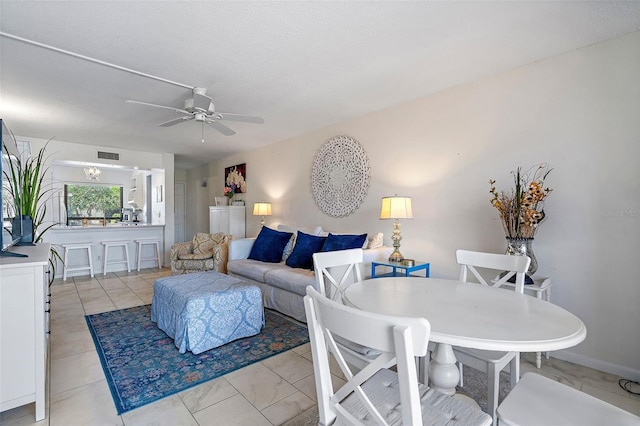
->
[126,87,264,139]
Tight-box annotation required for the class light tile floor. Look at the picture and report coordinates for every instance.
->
[1,268,638,425]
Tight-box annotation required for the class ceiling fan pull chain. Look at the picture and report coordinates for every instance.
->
[201,121,205,143]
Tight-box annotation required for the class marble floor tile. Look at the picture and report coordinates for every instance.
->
[112,296,145,310]
[49,302,85,319]
[78,287,109,301]
[178,377,238,413]
[124,279,153,292]
[292,343,311,355]
[49,379,122,426]
[97,277,128,290]
[50,314,89,335]
[50,329,95,360]
[50,282,78,297]
[50,291,81,306]
[104,288,145,308]
[105,287,137,299]
[135,291,154,305]
[225,362,298,410]
[73,277,102,290]
[117,275,150,284]
[50,350,105,395]
[293,372,346,402]
[83,301,118,315]
[260,391,315,425]
[262,350,314,383]
[191,394,271,426]
[580,383,640,416]
[121,395,197,426]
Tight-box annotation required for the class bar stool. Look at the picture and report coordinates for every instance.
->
[101,241,131,275]
[135,239,162,271]
[62,242,94,281]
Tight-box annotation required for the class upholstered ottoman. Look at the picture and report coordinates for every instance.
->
[151,271,264,354]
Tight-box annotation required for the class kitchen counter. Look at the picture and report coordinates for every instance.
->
[50,223,165,231]
[45,225,165,278]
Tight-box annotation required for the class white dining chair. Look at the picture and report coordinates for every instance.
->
[312,248,378,369]
[497,372,640,425]
[304,286,492,426]
[453,249,531,425]
[312,248,363,301]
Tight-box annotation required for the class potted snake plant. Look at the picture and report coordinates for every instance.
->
[3,139,61,282]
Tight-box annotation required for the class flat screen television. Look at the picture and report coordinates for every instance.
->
[1,119,28,257]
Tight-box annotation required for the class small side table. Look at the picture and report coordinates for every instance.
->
[371,260,430,278]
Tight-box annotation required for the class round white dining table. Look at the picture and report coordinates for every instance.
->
[343,277,587,395]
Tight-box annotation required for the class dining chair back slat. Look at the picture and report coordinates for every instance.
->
[313,248,363,301]
[456,249,531,294]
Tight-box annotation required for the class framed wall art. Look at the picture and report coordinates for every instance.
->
[225,163,247,195]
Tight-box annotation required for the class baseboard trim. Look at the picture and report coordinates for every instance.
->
[553,349,640,382]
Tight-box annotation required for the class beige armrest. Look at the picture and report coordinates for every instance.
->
[170,241,194,262]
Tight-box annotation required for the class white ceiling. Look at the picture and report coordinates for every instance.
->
[1,1,639,169]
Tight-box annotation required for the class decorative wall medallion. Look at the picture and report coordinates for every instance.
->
[311,135,370,217]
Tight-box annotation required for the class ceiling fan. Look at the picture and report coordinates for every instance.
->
[126,87,264,137]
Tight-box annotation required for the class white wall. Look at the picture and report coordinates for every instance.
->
[186,32,640,379]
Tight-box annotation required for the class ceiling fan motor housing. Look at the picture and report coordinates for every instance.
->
[184,96,214,114]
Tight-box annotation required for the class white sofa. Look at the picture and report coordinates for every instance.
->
[227,230,392,322]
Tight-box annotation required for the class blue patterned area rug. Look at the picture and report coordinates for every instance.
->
[85,305,309,414]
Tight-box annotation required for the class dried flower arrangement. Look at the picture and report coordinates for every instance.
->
[489,164,552,239]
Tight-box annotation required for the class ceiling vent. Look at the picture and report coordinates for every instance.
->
[97,151,120,161]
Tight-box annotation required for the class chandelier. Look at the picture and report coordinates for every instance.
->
[84,166,101,181]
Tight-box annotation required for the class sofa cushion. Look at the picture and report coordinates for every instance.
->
[285,232,327,269]
[179,253,213,260]
[173,258,215,273]
[264,267,316,296]
[227,259,291,283]
[248,227,293,263]
[321,233,368,252]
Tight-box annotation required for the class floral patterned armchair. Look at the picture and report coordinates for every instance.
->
[170,232,234,275]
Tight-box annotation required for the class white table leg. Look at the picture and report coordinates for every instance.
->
[428,343,460,395]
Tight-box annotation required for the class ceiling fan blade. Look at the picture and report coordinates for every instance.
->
[217,113,264,124]
[126,99,190,115]
[158,116,193,127]
[207,120,236,136]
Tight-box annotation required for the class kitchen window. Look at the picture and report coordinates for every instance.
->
[65,183,123,226]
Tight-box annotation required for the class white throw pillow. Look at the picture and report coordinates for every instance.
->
[366,232,384,249]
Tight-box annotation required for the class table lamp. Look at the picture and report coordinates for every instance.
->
[379,195,413,262]
[253,202,272,227]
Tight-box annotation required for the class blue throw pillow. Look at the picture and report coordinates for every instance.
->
[286,232,327,269]
[321,233,368,252]
[248,227,294,263]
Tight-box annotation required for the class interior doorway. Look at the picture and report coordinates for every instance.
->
[174,181,186,243]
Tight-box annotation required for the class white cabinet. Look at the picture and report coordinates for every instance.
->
[0,244,50,421]
[209,206,245,239]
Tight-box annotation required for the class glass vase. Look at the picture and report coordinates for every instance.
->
[505,237,538,276]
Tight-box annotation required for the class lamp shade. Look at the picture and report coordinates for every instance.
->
[380,196,413,219]
[253,202,272,216]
